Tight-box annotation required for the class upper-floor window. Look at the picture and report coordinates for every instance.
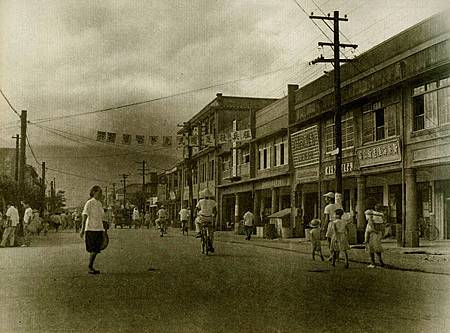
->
[413,76,450,131]
[326,112,354,152]
[258,142,271,170]
[274,136,288,167]
[362,100,399,144]
[209,160,215,181]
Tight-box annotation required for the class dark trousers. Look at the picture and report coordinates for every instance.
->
[245,225,253,240]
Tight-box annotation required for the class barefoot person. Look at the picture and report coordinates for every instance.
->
[80,185,105,275]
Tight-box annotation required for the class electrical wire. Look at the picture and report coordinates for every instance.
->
[0,88,20,118]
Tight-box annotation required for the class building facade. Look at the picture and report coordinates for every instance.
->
[178,93,277,229]
[289,10,450,244]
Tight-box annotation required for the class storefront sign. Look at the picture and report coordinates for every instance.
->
[324,162,353,176]
[356,139,401,167]
[291,125,319,168]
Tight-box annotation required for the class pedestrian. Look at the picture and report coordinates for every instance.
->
[243,209,254,240]
[0,202,19,248]
[309,219,324,261]
[364,203,385,268]
[21,202,33,247]
[330,208,350,268]
[195,188,217,252]
[156,204,168,237]
[80,185,105,275]
[132,206,140,228]
[178,203,190,236]
[323,191,337,260]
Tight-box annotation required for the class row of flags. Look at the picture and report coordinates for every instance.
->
[96,131,174,146]
[95,128,252,147]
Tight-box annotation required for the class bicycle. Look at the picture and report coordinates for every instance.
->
[418,217,439,241]
[200,223,214,255]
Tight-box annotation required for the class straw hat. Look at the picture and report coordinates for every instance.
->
[309,219,320,228]
[200,188,214,198]
[323,192,335,199]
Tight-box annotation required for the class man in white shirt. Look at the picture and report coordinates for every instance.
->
[1,202,20,247]
[156,205,168,237]
[195,189,217,252]
[323,192,337,261]
[243,209,255,240]
[179,203,190,236]
[80,185,105,274]
[22,202,33,246]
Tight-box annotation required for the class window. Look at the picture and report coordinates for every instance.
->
[326,112,354,152]
[413,76,450,131]
[209,160,215,181]
[274,136,288,166]
[258,142,271,170]
[362,100,399,144]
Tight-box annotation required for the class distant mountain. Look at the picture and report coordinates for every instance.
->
[31,144,181,207]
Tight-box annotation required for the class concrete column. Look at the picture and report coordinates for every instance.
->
[271,188,278,214]
[356,175,366,243]
[278,190,283,211]
[234,192,241,234]
[405,168,419,247]
[254,190,261,225]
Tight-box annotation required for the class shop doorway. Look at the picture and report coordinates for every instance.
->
[446,198,450,239]
[303,192,318,225]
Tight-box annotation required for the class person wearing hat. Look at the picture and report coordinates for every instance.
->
[329,208,350,268]
[309,219,324,261]
[364,203,385,268]
[195,188,217,252]
[323,191,337,261]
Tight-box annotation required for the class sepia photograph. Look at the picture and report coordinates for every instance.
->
[0,0,449,332]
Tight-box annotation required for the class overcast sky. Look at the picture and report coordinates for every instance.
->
[0,0,448,206]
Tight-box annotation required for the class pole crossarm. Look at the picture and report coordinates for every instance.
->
[309,14,348,22]
[318,42,358,49]
[310,56,356,64]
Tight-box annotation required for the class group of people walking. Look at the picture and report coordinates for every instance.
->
[0,201,45,248]
[309,191,385,269]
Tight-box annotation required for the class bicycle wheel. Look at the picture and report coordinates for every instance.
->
[427,225,439,241]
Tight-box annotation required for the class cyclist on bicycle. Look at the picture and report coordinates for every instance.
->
[156,204,168,237]
[195,189,217,252]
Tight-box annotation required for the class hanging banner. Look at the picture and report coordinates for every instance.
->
[136,135,145,145]
[122,134,131,145]
[106,132,116,143]
[96,131,106,142]
[149,136,159,145]
[162,136,173,146]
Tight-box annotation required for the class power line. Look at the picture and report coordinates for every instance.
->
[25,134,41,167]
[0,88,20,117]
[44,166,110,183]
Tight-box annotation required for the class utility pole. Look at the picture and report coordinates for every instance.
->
[310,11,357,207]
[19,110,27,204]
[50,180,54,213]
[41,161,46,215]
[136,160,151,212]
[120,174,129,209]
[179,123,194,229]
[112,183,116,207]
[12,134,19,182]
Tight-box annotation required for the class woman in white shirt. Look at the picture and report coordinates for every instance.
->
[80,185,105,274]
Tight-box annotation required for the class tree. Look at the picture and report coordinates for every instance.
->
[0,175,17,211]
[128,191,147,212]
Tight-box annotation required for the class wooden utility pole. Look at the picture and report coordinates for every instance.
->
[41,161,46,215]
[12,134,19,182]
[120,174,129,209]
[19,110,27,203]
[310,11,357,207]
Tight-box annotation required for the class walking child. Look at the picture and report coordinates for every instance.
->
[309,219,324,261]
[330,208,350,268]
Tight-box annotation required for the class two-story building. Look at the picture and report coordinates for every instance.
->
[178,93,277,230]
[289,10,450,244]
[218,95,294,233]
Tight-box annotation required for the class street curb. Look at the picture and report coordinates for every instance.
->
[215,237,450,276]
